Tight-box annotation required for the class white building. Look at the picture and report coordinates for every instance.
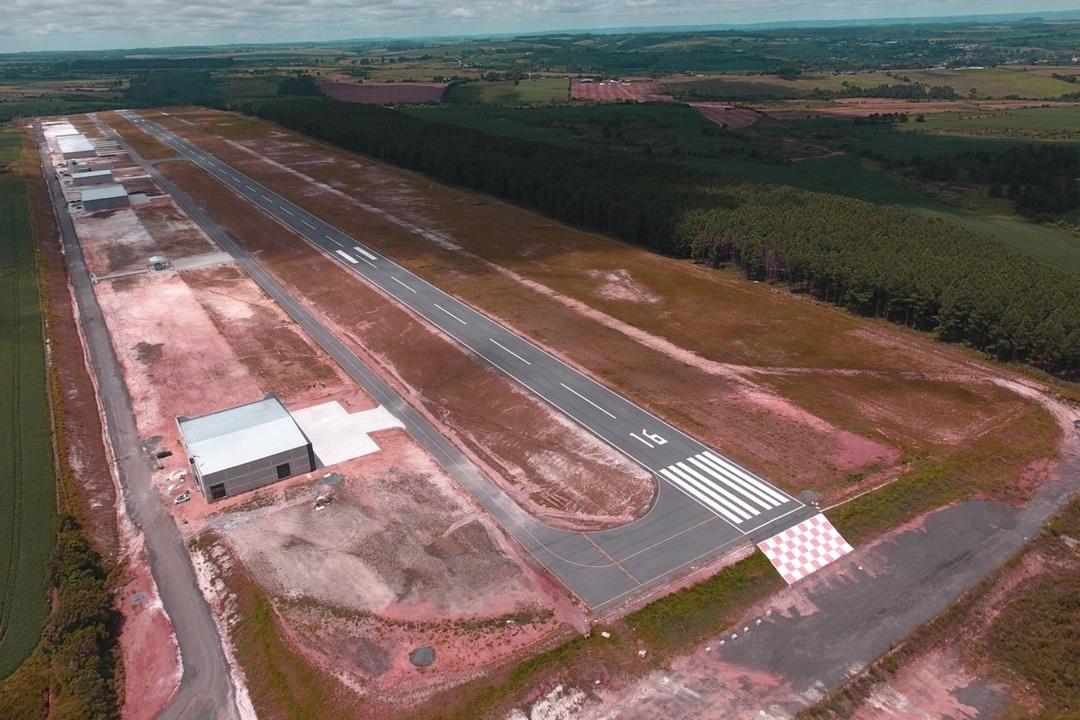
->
[80,184,128,211]
[43,122,79,140]
[58,134,96,160]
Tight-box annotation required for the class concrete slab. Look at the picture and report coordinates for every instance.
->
[291,401,404,467]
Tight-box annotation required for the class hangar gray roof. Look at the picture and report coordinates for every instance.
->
[80,184,127,202]
[178,396,309,476]
[72,169,112,180]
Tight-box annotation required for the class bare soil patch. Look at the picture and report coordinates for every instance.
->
[689,102,759,129]
[319,81,448,105]
[571,80,672,102]
[201,436,576,712]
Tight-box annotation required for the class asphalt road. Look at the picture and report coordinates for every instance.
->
[35,123,240,720]
[111,111,817,611]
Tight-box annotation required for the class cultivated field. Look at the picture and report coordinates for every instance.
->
[571,79,672,102]
[664,66,1080,100]
[319,80,447,104]
[759,98,1080,119]
[447,78,569,104]
[914,105,1080,140]
[0,176,54,678]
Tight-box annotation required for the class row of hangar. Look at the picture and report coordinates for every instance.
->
[42,120,315,503]
[43,120,131,211]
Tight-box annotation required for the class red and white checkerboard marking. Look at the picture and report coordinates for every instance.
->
[758,514,853,584]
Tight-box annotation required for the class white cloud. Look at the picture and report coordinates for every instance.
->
[1,0,1075,52]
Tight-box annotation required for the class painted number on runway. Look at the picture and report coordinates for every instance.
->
[631,430,667,448]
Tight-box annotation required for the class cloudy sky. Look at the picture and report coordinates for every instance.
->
[3,0,1076,53]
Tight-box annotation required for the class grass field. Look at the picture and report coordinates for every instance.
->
[445,78,569,105]
[0,177,55,679]
[914,106,1080,140]
[0,129,20,162]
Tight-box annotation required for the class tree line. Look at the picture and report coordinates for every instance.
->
[226,96,1079,379]
[809,83,960,101]
[0,516,119,719]
[915,144,1080,219]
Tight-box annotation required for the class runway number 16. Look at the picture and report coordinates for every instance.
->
[642,430,667,446]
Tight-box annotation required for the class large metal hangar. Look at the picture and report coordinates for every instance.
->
[178,395,315,501]
[80,184,129,211]
[57,134,97,159]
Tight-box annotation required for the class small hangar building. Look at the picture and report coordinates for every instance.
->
[80,184,129,211]
[178,395,315,501]
[72,169,113,187]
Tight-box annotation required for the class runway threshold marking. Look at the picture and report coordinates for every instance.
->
[434,303,467,325]
[559,382,616,419]
[335,250,358,264]
[489,338,531,365]
[656,450,793,526]
[353,246,378,261]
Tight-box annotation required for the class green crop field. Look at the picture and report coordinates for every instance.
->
[0,129,21,162]
[445,77,570,105]
[914,106,1080,140]
[0,178,55,679]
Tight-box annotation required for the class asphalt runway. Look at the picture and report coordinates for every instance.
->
[116,111,816,611]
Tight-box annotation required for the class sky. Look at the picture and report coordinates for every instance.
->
[2,0,1077,53]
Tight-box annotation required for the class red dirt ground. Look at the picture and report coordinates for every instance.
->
[117,537,180,720]
[112,107,1060,514]
[319,80,448,104]
[149,157,655,530]
[571,80,672,102]
[689,102,759,129]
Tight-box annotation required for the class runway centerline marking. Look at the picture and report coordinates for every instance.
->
[559,383,616,419]
[391,276,416,293]
[325,234,344,247]
[434,303,467,325]
[301,220,316,229]
[489,338,531,365]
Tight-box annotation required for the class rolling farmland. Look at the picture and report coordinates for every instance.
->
[0,178,55,678]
